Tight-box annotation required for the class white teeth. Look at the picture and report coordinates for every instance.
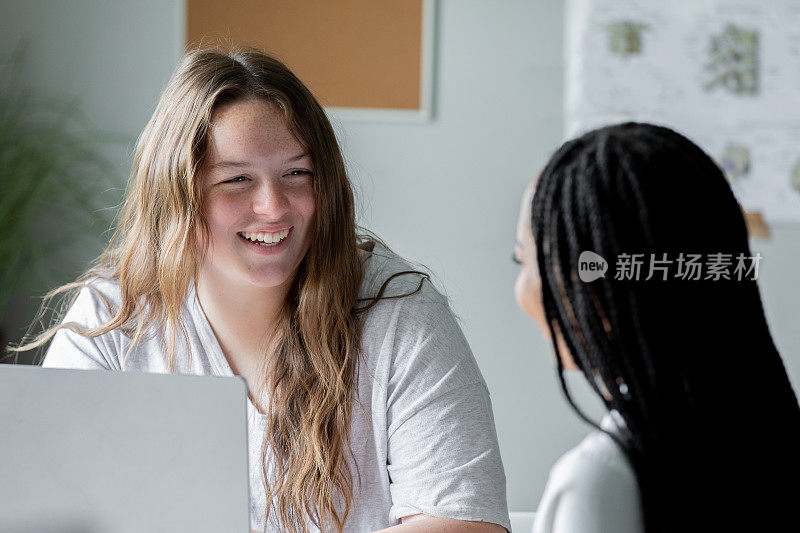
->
[241,229,290,245]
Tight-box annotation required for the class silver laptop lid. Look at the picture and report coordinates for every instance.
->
[0,365,250,533]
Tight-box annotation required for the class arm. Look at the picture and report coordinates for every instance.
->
[379,284,511,531]
[375,514,506,532]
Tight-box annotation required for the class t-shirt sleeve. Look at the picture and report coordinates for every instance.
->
[532,442,642,533]
[41,283,122,371]
[384,284,511,531]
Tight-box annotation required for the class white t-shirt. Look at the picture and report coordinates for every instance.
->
[43,243,511,532]
[532,411,642,533]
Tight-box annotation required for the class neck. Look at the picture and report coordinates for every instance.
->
[195,269,290,375]
[196,275,288,331]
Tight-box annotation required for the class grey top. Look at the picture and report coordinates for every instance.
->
[532,411,642,533]
[43,242,511,532]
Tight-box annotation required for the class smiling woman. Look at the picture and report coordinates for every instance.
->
[9,47,511,533]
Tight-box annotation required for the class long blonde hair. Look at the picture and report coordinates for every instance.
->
[12,47,363,532]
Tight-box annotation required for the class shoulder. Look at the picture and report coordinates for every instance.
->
[358,242,453,333]
[359,241,444,304]
[43,276,125,370]
[65,276,123,325]
[534,424,642,533]
[357,242,484,388]
[550,430,637,491]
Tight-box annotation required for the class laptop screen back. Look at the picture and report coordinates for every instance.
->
[0,365,250,533]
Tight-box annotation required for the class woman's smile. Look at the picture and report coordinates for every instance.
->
[237,227,293,255]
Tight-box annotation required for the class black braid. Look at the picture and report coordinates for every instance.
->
[530,122,800,532]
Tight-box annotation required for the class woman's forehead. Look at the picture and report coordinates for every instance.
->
[206,100,303,162]
[520,178,537,218]
[516,179,537,246]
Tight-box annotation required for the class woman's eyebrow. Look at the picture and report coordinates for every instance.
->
[286,151,310,163]
[210,152,309,170]
[210,160,250,171]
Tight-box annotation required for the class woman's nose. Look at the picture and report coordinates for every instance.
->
[252,179,290,217]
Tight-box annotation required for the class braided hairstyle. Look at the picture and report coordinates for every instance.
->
[531,122,800,531]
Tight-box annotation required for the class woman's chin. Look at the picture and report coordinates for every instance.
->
[245,273,293,289]
[243,262,304,289]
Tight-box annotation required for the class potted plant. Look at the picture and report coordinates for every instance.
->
[0,45,127,360]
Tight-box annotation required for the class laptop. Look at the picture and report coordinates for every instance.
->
[0,364,250,533]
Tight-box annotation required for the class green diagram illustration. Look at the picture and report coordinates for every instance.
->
[607,21,649,57]
[791,159,800,193]
[720,143,751,182]
[704,24,759,96]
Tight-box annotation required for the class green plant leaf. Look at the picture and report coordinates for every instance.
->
[0,43,130,323]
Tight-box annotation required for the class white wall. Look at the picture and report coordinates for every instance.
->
[3,0,799,513]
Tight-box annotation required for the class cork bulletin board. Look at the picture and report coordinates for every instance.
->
[184,0,436,122]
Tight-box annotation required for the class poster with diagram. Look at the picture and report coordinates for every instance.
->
[565,0,800,224]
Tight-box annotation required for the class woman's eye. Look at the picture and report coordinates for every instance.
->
[286,169,313,177]
[224,176,248,183]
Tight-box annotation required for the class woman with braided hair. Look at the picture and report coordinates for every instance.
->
[513,122,800,533]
